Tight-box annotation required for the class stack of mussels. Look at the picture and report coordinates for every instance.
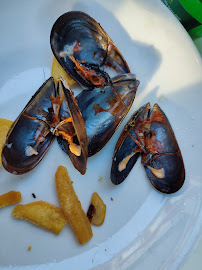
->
[2,12,185,194]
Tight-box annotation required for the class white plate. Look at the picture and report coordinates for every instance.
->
[0,0,202,269]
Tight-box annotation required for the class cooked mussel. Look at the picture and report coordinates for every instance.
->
[1,77,88,175]
[2,78,56,174]
[50,12,140,157]
[111,103,185,194]
[58,73,139,157]
[50,11,130,89]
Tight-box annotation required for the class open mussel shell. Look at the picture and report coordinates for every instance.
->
[57,74,139,157]
[78,73,139,156]
[57,78,88,175]
[111,103,185,194]
[50,11,130,88]
[1,78,56,174]
[111,104,148,185]
[143,104,185,193]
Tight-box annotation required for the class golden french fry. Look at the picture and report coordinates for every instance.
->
[51,56,75,85]
[87,192,106,226]
[55,166,93,244]
[0,118,13,166]
[0,191,21,208]
[12,201,68,235]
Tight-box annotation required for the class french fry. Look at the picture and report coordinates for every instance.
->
[55,166,93,244]
[87,192,106,226]
[0,191,21,208]
[51,56,75,85]
[0,118,13,166]
[12,201,68,235]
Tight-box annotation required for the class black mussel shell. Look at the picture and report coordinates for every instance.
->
[57,78,88,175]
[111,103,185,193]
[142,104,185,193]
[58,74,139,157]
[2,78,56,174]
[79,74,139,156]
[111,103,148,185]
[50,11,130,88]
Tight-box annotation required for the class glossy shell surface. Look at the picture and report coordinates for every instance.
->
[50,11,130,88]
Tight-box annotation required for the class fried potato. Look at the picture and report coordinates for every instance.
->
[87,192,106,226]
[0,118,13,166]
[0,191,22,208]
[12,201,68,235]
[55,166,93,244]
[51,56,75,85]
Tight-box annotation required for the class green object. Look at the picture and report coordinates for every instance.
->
[161,0,202,30]
[189,25,202,39]
[189,25,202,55]
[179,0,202,24]
[161,0,202,56]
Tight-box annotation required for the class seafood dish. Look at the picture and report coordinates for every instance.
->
[1,11,185,194]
